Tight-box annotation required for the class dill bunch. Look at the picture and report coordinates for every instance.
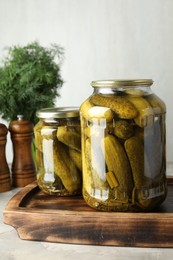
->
[0,41,64,125]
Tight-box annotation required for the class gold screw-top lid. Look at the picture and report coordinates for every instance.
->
[91,79,153,88]
[36,107,79,119]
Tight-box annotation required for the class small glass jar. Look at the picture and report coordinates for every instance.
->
[34,107,82,196]
[80,79,167,211]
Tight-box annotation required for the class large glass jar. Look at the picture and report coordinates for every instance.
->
[80,79,167,211]
[34,107,82,196]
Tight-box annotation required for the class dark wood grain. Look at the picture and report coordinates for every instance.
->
[9,118,36,187]
[0,123,11,192]
[3,178,173,247]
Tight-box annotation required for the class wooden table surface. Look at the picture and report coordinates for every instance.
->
[1,162,173,259]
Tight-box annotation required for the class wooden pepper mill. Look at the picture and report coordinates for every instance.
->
[0,123,11,192]
[9,115,36,187]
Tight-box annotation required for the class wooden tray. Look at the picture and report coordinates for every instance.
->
[3,178,173,248]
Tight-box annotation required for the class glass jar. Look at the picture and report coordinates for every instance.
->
[80,79,167,211]
[34,107,82,196]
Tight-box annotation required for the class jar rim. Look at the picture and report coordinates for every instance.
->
[91,79,153,88]
[36,107,79,119]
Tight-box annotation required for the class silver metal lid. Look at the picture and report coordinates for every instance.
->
[36,107,79,119]
[91,79,153,88]
[17,115,24,120]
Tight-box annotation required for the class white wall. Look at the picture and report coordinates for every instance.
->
[0,0,172,163]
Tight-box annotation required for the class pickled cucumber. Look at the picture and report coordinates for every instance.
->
[146,93,166,114]
[53,140,81,194]
[113,120,134,139]
[69,148,82,171]
[57,126,81,151]
[102,134,133,195]
[84,138,108,190]
[80,98,114,122]
[106,171,119,189]
[126,96,154,127]
[91,94,137,119]
[125,135,153,189]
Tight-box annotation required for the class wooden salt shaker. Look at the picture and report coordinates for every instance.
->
[0,123,11,192]
[9,115,36,187]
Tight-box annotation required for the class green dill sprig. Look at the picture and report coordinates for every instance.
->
[0,41,64,125]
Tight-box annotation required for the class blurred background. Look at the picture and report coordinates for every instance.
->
[0,0,172,168]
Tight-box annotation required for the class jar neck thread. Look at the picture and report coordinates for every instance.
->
[93,86,152,96]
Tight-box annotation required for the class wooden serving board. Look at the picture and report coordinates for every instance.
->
[3,178,173,247]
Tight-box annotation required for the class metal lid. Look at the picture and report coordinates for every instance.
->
[91,79,153,88]
[36,107,79,119]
